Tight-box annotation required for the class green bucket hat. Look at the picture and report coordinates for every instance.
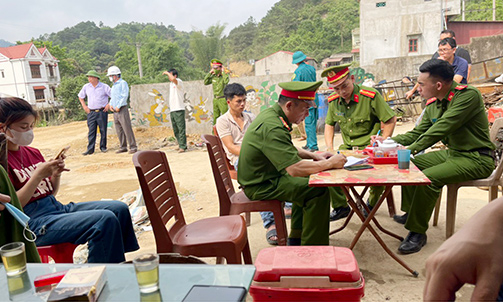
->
[292,51,307,64]
[85,70,100,79]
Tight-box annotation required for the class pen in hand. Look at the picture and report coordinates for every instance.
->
[373,130,381,147]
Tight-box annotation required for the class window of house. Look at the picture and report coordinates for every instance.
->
[30,65,41,78]
[408,39,418,53]
[0,70,4,78]
[34,88,45,102]
[48,65,54,77]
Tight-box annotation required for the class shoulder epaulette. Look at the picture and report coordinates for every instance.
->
[279,117,291,131]
[360,89,376,99]
[455,85,467,91]
[426,97,437,106]
[328,93,340,103]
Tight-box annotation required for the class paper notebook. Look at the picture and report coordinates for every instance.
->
[344,156,369,168]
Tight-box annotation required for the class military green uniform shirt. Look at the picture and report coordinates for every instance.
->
[237,103,331,245]
[393,83,495,154]
[325,84,395,149]
[238,104,302,186]
[393,83,495,234]
[204,72,230,124]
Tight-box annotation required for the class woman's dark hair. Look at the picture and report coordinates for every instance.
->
[0,96,38,127]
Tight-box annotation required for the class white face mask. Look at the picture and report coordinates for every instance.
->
[7,128,34,146]
[109,76,114,82]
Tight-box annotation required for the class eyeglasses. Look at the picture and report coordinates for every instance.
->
[438,47,453,53]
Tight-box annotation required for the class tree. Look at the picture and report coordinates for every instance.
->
[224,17,257,61]
[57,75,88,120]
[189,23,226,71]
[454,0,503,21]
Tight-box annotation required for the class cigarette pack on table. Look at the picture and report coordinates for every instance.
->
[249,246,364,301]
[47,266,106,302]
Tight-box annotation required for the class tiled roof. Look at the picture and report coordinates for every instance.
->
[0,43,47,59]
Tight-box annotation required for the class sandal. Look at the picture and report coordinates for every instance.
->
[266,228,278,245]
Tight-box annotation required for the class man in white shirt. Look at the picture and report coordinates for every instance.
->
[163,69,187,153]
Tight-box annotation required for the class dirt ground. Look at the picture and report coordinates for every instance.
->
[31,118,489,301]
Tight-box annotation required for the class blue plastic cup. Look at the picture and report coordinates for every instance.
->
[397,149,411,169]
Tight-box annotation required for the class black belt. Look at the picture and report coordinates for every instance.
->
[90,108,105,112]
[472,148,495,159]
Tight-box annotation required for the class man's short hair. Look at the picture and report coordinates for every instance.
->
[224,83,246,100]
[438,37,457,49]
[168,68,178,77]
[419,59,455,83]
[440,29,456,37]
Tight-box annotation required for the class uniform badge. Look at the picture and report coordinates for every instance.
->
[447,92,454,102]
[354,94,359,103]
[328,71,336,78]
[279,117,291,131]
[455,85,467,90]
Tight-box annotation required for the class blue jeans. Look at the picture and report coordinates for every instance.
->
[235,158,292,229]
[24,195,139,263]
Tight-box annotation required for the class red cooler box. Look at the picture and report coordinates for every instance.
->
[249,246,364,301]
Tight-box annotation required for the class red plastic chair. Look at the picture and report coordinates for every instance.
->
[212,126,238,180]
[132,150,252,264]
[202,134,288,246]
[37,243,78,263]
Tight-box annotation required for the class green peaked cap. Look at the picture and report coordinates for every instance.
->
[278,81,322,101]
[85,70,100,79]
[321,63,352,78]
[211,59,223,65]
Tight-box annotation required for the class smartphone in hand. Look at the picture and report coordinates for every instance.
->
[55,146,70,159]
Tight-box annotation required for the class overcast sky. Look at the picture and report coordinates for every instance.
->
[0,0,281,43]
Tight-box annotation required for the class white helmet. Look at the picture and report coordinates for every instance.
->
[107,66,121,76]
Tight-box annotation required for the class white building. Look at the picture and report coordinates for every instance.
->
[359,0,461,67]
[0,43,61,108]
[255,51,317,76]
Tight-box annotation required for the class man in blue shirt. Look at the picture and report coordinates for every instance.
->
[292,51,319,152]
[437,38,468,84]
[107,66,137,154]
[78,70,111,155]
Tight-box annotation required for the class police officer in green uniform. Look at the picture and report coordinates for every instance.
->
[204,59,230,124]
[388,59,494,254]
[237,81,347,246]
[292,51,319,152]
[322,64,397,221]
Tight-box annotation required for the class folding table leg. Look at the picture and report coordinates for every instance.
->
[342,186,419,277]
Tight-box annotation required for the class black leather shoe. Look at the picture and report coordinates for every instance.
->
[330,206,350,221]
[393,213,409,225]
[398,232,427,254]
[363,201,374,218]
[82,150,94,156]
[101,149,108,153]
[302,145,309,150]
[115,148,127,154]
[287,238,301,246]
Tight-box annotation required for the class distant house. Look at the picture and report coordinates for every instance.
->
[254,51,317,76]
[0,43,61,108]
[321,53,354,69]
[359,0,461,67]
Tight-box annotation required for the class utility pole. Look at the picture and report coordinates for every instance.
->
[136,43,143,78]
[462,0,465,21]
[494,0,497,21]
